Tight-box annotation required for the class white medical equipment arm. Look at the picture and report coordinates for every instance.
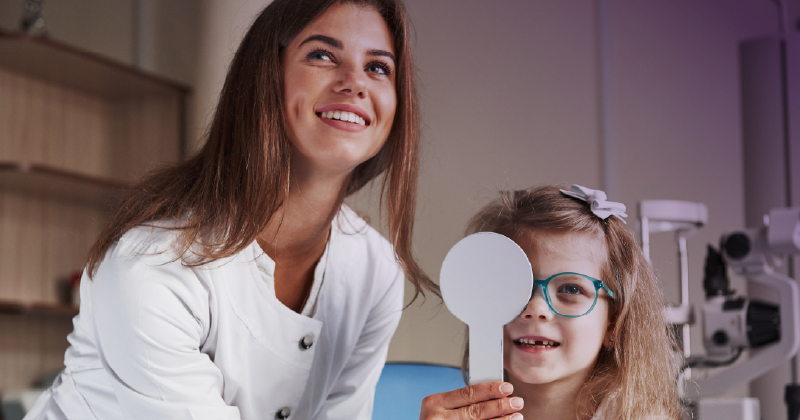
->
[694,207,800,398]
[639,200,708,358]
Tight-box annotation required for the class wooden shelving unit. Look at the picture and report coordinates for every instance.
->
[0,31,185,99]
[0,30,189,391]
[0,299,79,317]
[0,161,128,206]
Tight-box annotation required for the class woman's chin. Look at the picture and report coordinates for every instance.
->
[290,150,377,179]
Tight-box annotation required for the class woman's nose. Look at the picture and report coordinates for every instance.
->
[521,286,553,320]
[335,62,367,98]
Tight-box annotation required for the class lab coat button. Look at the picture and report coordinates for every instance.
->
[300,333,314,350]
[276,407,291,419]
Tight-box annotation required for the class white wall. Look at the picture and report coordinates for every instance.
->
[369,0,602,367]
[359,0,791,416]
[603,0,778,409]
[191,0,273,153]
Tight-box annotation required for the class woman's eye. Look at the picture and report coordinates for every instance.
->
[307,50,333,62]
[366,62,391,76]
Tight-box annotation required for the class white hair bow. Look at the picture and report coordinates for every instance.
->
[559,184,628,224]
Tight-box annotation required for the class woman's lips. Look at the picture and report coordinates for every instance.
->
[315,104,371,133]
[315,104,371,125]
[317,115,369,133]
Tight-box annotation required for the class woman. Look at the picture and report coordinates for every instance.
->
[25,1,435,419]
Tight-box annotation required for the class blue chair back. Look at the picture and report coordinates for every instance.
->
[373,362,465,420]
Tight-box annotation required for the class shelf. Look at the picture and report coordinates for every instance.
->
[0,26,187,392]
[0,30,190,98]
[0,299,78,317]
[0,161,129,206]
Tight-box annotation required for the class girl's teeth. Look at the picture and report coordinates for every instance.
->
[321,111,366,126]
[516,338,558,348]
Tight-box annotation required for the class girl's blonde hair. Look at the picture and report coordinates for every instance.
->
[463,185,681,420]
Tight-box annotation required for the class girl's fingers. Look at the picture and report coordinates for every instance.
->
[423,382,512,410]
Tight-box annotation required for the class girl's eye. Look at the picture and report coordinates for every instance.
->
[307,49,333,62]
[366,61,391,76]
[557,283,584,295]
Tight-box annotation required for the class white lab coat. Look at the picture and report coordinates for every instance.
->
[25,206,405,420]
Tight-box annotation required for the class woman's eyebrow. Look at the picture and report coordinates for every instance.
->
[298,34,395,63]
[299,34,342,49]
[368,49,395,62]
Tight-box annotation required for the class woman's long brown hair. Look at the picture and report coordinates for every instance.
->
[462,185,681,419]
[86,0,438,302]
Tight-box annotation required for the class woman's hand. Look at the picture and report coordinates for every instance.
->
[420,382,524,420]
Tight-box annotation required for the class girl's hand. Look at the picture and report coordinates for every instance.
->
[419,382,524,420]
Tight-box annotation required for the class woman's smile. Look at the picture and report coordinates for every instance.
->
[315,104,371,132]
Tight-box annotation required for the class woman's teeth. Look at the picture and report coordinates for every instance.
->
[320,110,366,126]
[515,338,559,348]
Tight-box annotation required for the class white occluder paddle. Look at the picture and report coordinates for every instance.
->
[440,232,533,384]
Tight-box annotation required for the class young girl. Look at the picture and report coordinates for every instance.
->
[420,185,681,420]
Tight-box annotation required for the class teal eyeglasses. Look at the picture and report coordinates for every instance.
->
[532,272,615,318]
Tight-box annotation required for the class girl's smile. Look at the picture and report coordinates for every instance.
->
[503,230,611,388]
[512,336,561,353]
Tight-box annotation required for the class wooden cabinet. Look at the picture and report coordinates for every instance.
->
[0,30,188,391]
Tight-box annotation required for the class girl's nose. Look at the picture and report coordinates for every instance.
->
[521,285,553,320]
[335,62,367,99]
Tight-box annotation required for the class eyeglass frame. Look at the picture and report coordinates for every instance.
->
[532,272,616,318]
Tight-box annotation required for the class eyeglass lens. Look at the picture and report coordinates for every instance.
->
[546,274,597,316]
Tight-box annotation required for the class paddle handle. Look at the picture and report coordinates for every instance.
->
[468,324,504,385]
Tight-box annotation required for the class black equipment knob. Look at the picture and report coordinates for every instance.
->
[723,233,751,260]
